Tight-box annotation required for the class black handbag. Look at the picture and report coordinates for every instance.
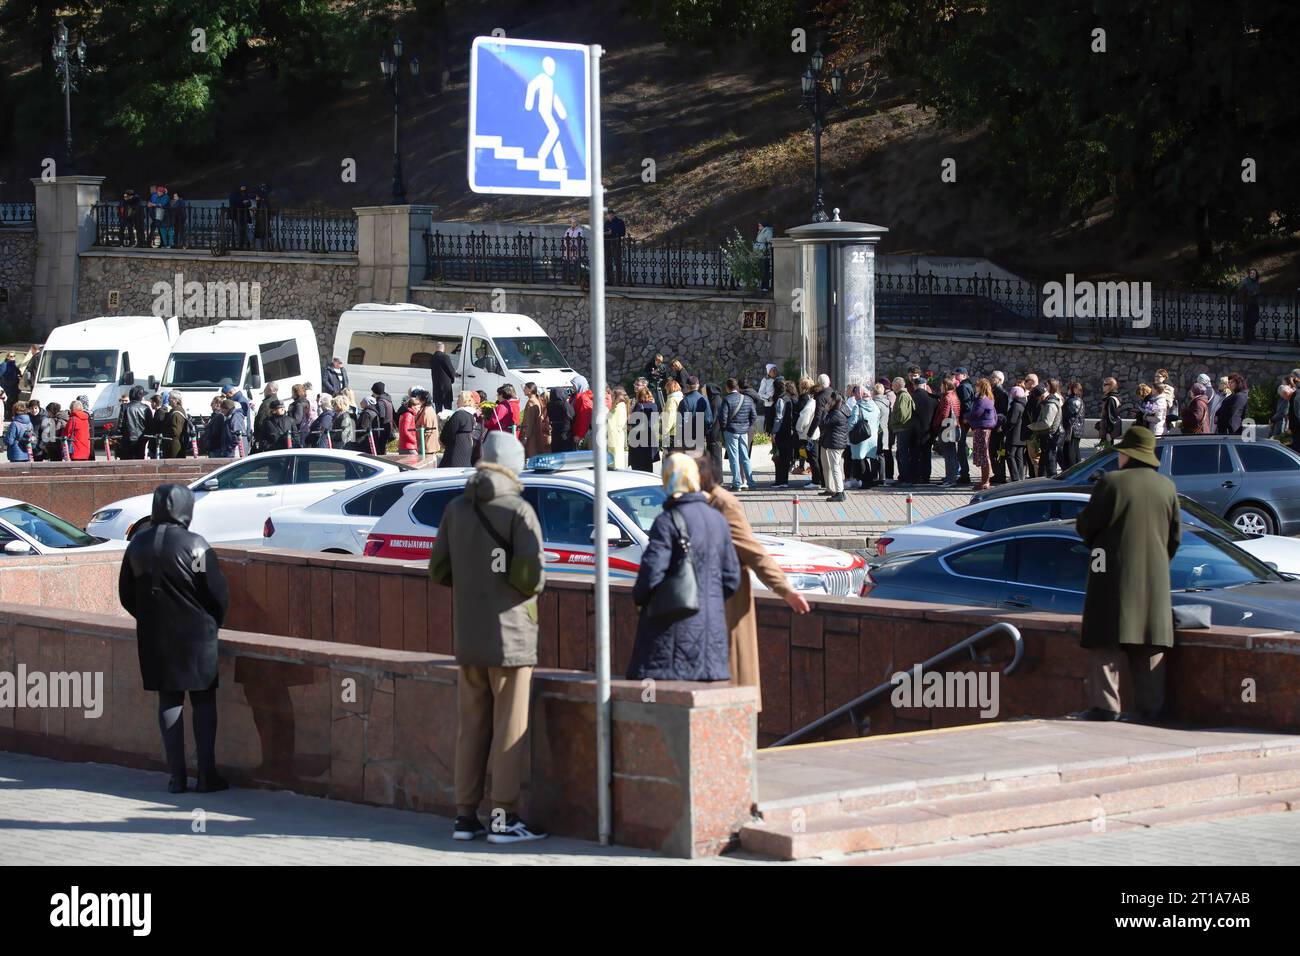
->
[644,507,699,626]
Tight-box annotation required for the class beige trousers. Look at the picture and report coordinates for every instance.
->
[1087,645,1166,718]
[455,665,533,817]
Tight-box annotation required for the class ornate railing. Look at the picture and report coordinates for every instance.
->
[424,230,768,292]
[0,202,35,226]
[91,202,357,254]
[876,270,1300,346]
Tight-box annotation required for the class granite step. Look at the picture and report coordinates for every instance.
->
[742,752,1300,860]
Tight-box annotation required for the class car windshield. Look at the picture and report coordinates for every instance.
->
[164,353,244,388]
[609,486,666,533]
[1171,528,1281,590]
[1056,449,1117,481]
[494,336,569,369]
[37,349,118,385]
[1177,495,1247,542]
[0,503,99,548]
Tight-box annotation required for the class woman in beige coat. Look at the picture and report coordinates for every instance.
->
[697,455,809,710]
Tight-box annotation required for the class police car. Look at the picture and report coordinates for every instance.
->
[344,452,868,596]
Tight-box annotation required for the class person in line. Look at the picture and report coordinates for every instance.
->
[873,382,894,484]
[371,382,397,450]
[570,375,594,448]
[253,382,279,436]
[1097,377,1123,446]
[163,393,192,458]
[889,377,914,485]
[428,431,547,844]
[221,399,246,457]
[439,391,479,468]
[0,351,21,417]
[255,399,293,452]
[1021,373,1042,476]
[817,387,851,502]
[1182,382,1213,435]
[352,396,380,452]
[953,367,975,485]
[1060,380,1086,470]
[608,386,630,469]
[967,378,999,491]
[628,386,658,474]
[118,386,151,460]
[5,405,33,461]
[483,385,518,437]
[1075,426,1181,721]
[329,395,356,448]
[1215,373,1250,435]
[702,382,725,480]
[934,374,963,487]
[397,393,425,454]
[698,454,809,711]
[660,378,683,451]
[718,378,757,490]
[626,453,740,683]
[40,402,62,461]
[65,401,91,461]
[845,384,879,489]
[1269,381,1294,439]
[988,371,1009,484]
[547,386,575,452]
[1031,379,1064,477]
[519,382,551,459]
[119,484,230,792]
[204,398,227,456]
[1004,385,1029,482]
[771,380,798,488]
[758,363,779,434]
[910,379,937,485]
[677,376,712,455]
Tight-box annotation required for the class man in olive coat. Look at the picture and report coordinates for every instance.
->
[1075,426,1181,721]
[429,431,547,845]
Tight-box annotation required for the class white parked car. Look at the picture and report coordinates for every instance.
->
[876,490,1300,576]
[294,454,869,596]
[0,499,126,557]
[86,449,415,545]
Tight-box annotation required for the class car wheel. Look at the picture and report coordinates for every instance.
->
[1228,505,1275,536]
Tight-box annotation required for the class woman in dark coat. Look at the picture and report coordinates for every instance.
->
[704,382,725,480]
[627,386,658,473]
[626,454,741,682]
[548,387,576,452]
[1004,386,1028,482]
[118,485,230,793]
[1215,373,1250,435]
[439,392,477,467]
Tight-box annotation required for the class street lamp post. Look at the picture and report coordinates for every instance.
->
[799,46,842,223]
[380,36,420,205]
[51,21,88,173]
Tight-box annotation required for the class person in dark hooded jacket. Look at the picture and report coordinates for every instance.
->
[439,392,478,467]
[547,387,575,452]
[255,399,294,452]
[118,485,230,793]
[626,454,741,683]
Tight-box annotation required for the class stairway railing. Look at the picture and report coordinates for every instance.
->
[769,621,1024,748]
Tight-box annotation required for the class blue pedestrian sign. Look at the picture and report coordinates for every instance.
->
[468,37,592,197]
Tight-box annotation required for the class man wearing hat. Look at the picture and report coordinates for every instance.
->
[428,431,548,845]
[953,367,974,485]
[1074,425,1181,721]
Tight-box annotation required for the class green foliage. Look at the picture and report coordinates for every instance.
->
[1247,384,1276,425]
[644,0,801,50]
[837,0,1300,248]
[781,357,799,382]
[720,228,764,293]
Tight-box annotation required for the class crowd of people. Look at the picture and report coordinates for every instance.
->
[112,182,274,250]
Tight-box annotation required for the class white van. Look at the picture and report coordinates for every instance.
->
[333,303,579,401]
[31,315,180,436]
[161,320,320,417]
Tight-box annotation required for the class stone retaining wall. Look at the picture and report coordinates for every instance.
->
[0,227,36,332]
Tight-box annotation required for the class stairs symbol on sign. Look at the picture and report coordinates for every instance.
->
[473,135,581,187]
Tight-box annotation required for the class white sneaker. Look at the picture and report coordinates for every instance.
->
[487,814,548,844]
[738,483,750,491]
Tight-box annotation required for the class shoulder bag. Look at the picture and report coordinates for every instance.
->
[644,507,699,626]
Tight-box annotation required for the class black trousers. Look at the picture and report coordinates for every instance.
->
[1007,444,1027,482]
[911,436,934,484]
[957,426,970,481]
[989,428,1006,482]
[158,687,218,779]
[774,434,794,484]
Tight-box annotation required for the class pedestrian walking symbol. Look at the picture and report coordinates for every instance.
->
[468,37,592,197]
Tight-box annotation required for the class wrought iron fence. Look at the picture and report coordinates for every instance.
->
[91,202,357,254]
[876,270,1300,347]
[424,230,767,292]
[0,202,35,226]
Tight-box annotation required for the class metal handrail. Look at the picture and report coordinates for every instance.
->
[769,621,1024,748]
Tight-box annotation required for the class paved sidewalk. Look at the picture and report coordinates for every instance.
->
[0,753,748,866]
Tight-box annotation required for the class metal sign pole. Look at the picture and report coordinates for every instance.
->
[587,42,612,847]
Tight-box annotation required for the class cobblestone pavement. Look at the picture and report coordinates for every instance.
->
[4,752,1298,866]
